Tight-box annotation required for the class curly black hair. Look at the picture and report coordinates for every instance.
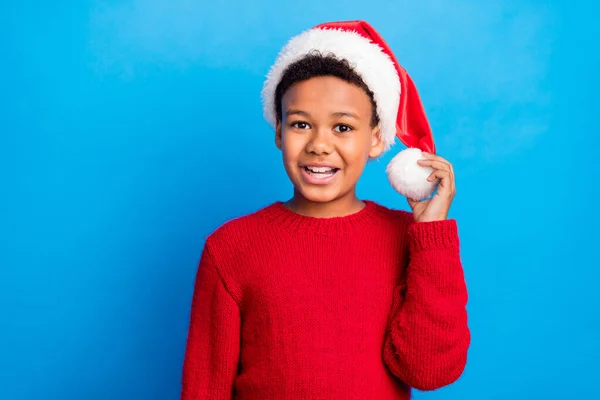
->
[274,52,380,127]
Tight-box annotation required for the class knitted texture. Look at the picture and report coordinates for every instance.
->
[181,200,470,399]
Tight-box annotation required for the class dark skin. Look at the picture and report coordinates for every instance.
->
[276,76,455,221]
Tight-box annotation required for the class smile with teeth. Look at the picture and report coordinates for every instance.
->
[303,165,339,177]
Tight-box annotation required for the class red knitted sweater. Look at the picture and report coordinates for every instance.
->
[181,200,470,399]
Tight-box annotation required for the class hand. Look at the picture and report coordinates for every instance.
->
[407,152,456,223]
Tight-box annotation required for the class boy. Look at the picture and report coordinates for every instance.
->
[181,20,470,399]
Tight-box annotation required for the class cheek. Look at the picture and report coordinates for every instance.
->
[338,137,372,167]
[281,133,304,163]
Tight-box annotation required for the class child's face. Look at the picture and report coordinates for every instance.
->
[276,76,384,204]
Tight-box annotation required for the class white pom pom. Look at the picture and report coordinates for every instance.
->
[386,148,438,200]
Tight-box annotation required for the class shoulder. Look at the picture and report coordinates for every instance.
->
[200,203,277,301]
[205,202,275,252]
[368,200,415,226]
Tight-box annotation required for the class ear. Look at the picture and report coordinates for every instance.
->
[368,125,385,158]
[275,120,282,150]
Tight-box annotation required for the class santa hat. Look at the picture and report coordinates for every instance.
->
[262,20,437,200]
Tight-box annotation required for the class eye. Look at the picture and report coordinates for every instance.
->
[333,124,353,133]
[291,121,310,130]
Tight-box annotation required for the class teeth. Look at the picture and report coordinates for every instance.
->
[307,166,334,173]
[304,165,337,178]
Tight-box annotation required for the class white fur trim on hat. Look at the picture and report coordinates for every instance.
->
[261,27,401,151]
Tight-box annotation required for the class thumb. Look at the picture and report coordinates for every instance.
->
[407,197,419,210]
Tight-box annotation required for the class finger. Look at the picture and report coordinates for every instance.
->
[422,152,449,162]
[427,169,449,182]
[427,169,455,196]
[422,152,454,176]
[407,197,418,208]
[420,157,455,190]
[407,197,430,213]
[417,159,451,172]
[407,195,429,205]
[424,163,456,191]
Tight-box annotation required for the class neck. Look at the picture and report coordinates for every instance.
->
[284,189,365,218]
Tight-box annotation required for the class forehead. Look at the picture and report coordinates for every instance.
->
[282,76,372,113]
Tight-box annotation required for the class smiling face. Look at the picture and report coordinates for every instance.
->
[275,75,384,205]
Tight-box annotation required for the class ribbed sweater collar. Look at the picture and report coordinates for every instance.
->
[257,200,384,236]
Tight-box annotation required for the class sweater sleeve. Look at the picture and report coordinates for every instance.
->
[181,245,241,400]
[383,216,470,391]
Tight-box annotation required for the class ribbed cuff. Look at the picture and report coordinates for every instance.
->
[408,219,459,252]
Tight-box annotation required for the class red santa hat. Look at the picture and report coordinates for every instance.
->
[262,20,438,200]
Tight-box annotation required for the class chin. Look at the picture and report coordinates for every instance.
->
[297,185,346,204]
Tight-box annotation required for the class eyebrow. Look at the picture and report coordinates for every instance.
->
[332,111,360,120]
[285,109,310,118]
[285,109,361,120]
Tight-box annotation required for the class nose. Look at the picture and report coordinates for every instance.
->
[305,128,333,155]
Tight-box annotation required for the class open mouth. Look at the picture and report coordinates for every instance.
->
[303,165,340,178]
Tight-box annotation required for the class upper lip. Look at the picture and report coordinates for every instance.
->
[300,163,339,169]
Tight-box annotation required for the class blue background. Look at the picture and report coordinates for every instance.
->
[2,1,598,399]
